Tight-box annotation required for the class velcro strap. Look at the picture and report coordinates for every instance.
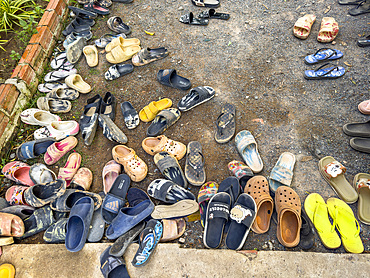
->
[208,202,229,220]
[103,194,125,214]
[156,155,179,173]
[324,161,346,179]
[236,135,256,153]
[230,204,255,227]
[270,166,293,186]
[101,256,124,277]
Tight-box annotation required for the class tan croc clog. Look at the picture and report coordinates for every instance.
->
[83,45,99,67]
[275,186,301,248]
[319,156,358,204]
[317,17,339,43]
[105,37,140,53]
[70,167,93,191]
[358,100,370,115]
[353,173,370,225]
[142,135,186,160]
[65,74,91,94]
[112,145,147,182]
[0,212,25,237]
[293,14,316,39]
[244,176,273,234]
[106,45,141,64]
[160,218,186,242]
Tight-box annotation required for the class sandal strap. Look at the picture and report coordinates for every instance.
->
[208,201,229,220]
[230,204,256,227]
[156,155,178,173]
[314,63,339,77]
[270,166,293,186]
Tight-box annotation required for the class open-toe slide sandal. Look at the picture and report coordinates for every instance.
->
[228,161,254,191]
[218,176,240,206]
[157,69,191,90]
[235,130,263,173]
[178,86,215,111]
[147,179,195,204]
[160,218,186,242]
[191,0,219,8]
[198,9,229,20]
[293,14,316,39]
[109,222,145,257]
[0,212,24,237]
[147,108,181,137]
[100,246,130,278]
[139,98,172,122]
[268,152,296,195]
[317,17,339,43]
[154,152,187,188]
[37,97,72,113]
[105,64,134,81]
[46,87,79,101]
[151,199,199,219]
[180,12,209,25]
[132,47,169,66]
[16,138,56,160]
[98,114,128,144]
[198,182,219,227]
[102,160,121,194]
[343,120,370,137]
[353,173,370,224]
[95,33,126,48]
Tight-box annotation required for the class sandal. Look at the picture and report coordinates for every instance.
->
[70,167,93,191]
[50,189,102,212]
[191,0,219,8]
[109,222,145,257]
[95,33,126,48]
[34,119,77,141]
[357,35,370,47]
[2,161,34,186]
[44,136,78,165]
[100,91,117,121]
[343,120,370,137]
[350,138,370,153]
[0,212,24,237]
[198,181,219,227]
[147,179,195,204]
[352,173,370,224]
[142,135,186,160]
[66,37,86,64]
[16,138,56,160]
[151,199,199,219]
[106,45,141,64]
[235,130,263,173]
[5,186,28,205]
[107,16,131,34]
[50,52,73,69]
[304,48,343,65]
[132,47,169,66]
[318,156,358,203]
[29,163,56,184]
[147,108,181,137]
[105,64,134,81]
[21,108,61,126]
[79,94,101,146]
[317,17,339,43]
[358,100,370,114]
[304,63,345,80]
[349,0,370,15]
[102,160,121,194]
[24,179,67,208]
[228,160,254,191]
[139,98,172,122]
[154,151,187,188]
[185,141,206,186]
[105,37,140,53]
[43,218,68,243]
[38,82,68,93]
[100,247,130,277]
[268,152,296,195]
[121,101,139,129]
[274,186,301,248]
[44,68,77,82]
[198,9,229,20]
[46,87,79,101]
[96,0,112,8]
[179,12,209,25]
[157,69,191,90]
[293,14,316,39]
[83,45,98,67]
[214,103,236,143]
[218,176,240,206]
[20,205,56,239]
[98,115,128,144]
[65,74,91,94]
[37,97,72,113]
[57,152,82,186]
[160,218,186,242]
[177,86,215,111]
[112,145,148,182]
[83,2,110,15]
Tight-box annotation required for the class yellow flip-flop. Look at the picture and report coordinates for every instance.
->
[304,193,341,249]
[327,197,364,254]
[0,264,15,278]
[139,98,172,122]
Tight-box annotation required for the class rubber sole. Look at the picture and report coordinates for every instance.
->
[151,199,199,219]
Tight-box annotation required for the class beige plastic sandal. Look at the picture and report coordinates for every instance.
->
[353,173,370,224]
[105,37,140,53]
[106,45,141,64]
[65,74,91,94]
[142,135,186,160]
[293,14,316,39]
[112,145,147,182]
[83,45,98,67]
[317,17,339,43]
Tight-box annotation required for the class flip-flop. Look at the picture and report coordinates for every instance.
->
[16,138,56,160]
[304,63,345,80]
[154,152,187,188]
[179,12,209,25]
[20,108,61,126]
[57,152,81,186]
[304,193,341,249]
[177,86,215,111]
[38,82,68,93]
[44,136,78,165]
[50,189,102,212]
[214,103,236,143]
[70,167,93,191]
[318,156,358,204]
[157,69,191,90]
[37,97,72,113]
[304,48,344,65]
[50,52,73,69]
[244,176,273,234]
[228,160,254,191]
[353,173,370,224]
[139,98,172,122]
[235,130,263,173]
[24,179,67,208]
[349,0,370,15]
[46,87,79,101]
[43,218,68,243]
[293,14,316,39]
[121,101,139,129]
[225,193,256,250]
[2,161,34,186]
[100,246,130,278]
[218,176,240,206]
[268,152,296,195]
[349,138,370,153]
[160,218,186,242]
[198,9,229,20]
[102,160,122,194]
[44,68,77,82]
[203,192,231,248]
[65,74,91,94]
[327,198,364,253]
[185,141,206,186]
[0,212,25,237]
[105,64,134,81]
[95,33,126,48]
[142,135,186,160]
[102,174,130,223]
[317,17,339,43]
[147,108,181,137]
[343,120,370,137]
[147,179,195,204]
[98,115,128,144]
[191,0,219,8]
[198,181,219,227]
[132,47,169,66]
[151,199,199,219]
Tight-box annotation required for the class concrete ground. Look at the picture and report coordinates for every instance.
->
[1,243,369,277]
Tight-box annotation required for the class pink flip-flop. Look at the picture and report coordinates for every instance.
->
[58,152,82,186]
[5,186,29,206]
[102,160,121,194]
[2,161,35,186]
[44,136,78,165]
[358,100,370,115]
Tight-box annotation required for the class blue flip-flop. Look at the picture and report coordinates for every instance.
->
[304,63,346,80]
[304,48,343,65]
[235,130,263,173]
[16,138,56,160]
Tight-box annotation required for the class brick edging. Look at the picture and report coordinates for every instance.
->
[0,0,70,153]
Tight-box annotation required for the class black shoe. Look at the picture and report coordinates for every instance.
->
[299,209,315,250]
[100,92,116,121]
[79,94,102,146]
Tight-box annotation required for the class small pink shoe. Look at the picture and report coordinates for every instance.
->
[102,160,121,194]
[2,161,35,186]
[358,100,370,115]
[5,186,29,206]
[44,136,78,165]
[58,152,82,186]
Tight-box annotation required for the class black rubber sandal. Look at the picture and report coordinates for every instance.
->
[198,9,230,20]
[157,69,191,90]
[349,0,370,15]
[179,12,209,25]
[215,103,236,144]
[132,47,169,66]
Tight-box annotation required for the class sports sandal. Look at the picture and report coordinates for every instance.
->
[16,138,56,160]
[0,212,24,237]
[293,14,316,39]
[2,161,34,186]
[147,179,195,204]
[198,9,230,20]
[203,192,231,249]
[44,136,78,165]
[228,160,254,191]
[65,74,91,94]
[225,193,256,250]
[353,173,370,224]
[139,98,172,122]
[102,160,121,194]
[349,0,370,15]
[268,152,296,195]
[112,145,148,182]
[157,69,191,90]
[179,12,209,25]
[105,64,134,81]
[132,47,169,66]
[109,222,145,257]
[198,181,219,227]
[154,152,187,187]
[343,120,370,137]
[177,86,215,111]
[304,48,343,65]
[317,17,339,43]
[44,68,77,82]
[318,156,358,203]
[95,33,126,48]
[105,37,140,53]
[107,16,131,34]
[160,218,186,242]
[46,87,79,101]
[235,130,263,173]
[132,220,162,267]
[106,45,141,64]
[35,119,78,141]
[57,152,81,186]
[37,97,72,113]
[327,198,364,253]
[191,0,220,8]
[275,186,301,248]
[185,141,206,186]
[214,103,235,144]
[304,193,341,249]
[142,135,186,160]
[244,176,273,234]
[83,45,98,67]
[151,199,199,219]
[121,101,139,129]
[146,108,181,137]
[24,179,67,208]
[100,247,130,278]
[304,63,345,80]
